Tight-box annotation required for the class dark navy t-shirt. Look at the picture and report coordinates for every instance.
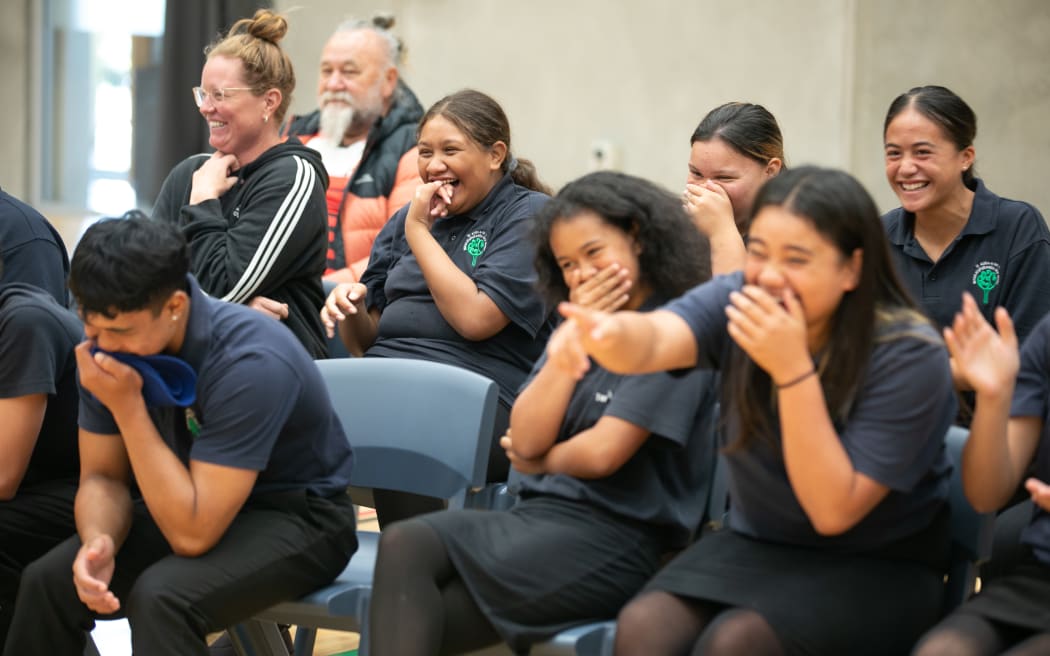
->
[0,188,70,306]
[1009,313,1050,565]
[78,275,354,497]
[664,272,954,550]
[361,174,552,406]
[883,178,1050,343]
[0,283,81,486]
[516,344,720,548]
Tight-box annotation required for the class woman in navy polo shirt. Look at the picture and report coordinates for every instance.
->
[913,295,1050,655]
[367,171,720,655]
[551,167,955,655]
[882,85,1050,348]
[320,89,553,526]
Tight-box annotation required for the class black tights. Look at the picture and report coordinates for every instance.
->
[369,518,501,656]
[614,590,784,656]
[913,612,1050,656]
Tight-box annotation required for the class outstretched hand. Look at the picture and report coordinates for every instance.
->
[320,282,367,339]
[547,303,625,379]
[943,293,1019,397]
[72,535,120,614]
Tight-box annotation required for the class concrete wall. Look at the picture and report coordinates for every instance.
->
[1,0,30,199]
[11,1,1050,215]
[850,0,1050,213]
[277,0,1050,215]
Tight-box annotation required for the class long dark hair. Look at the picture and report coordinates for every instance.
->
[727,166,922,451]
[691,102,785,167]
[884,85,978,187]
[419,89,551,195]
[532,171,710,306]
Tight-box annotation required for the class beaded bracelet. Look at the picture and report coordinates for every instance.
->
[777,369,816,389]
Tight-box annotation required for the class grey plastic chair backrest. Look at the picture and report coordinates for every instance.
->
[316,357,499,506]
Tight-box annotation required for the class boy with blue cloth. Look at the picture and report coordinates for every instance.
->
[2,218,357,656]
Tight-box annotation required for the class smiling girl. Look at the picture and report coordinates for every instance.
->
[367,171,719,655]
[549,167,955,655]
[882,86,1050,344]
[320,89,553,526]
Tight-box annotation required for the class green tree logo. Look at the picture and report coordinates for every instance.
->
[466,236,486,267]
[975,268,999,304]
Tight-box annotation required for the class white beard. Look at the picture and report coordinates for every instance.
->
[319,103,354,143]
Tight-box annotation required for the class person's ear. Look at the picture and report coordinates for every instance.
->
[765,157,783,178]
[489,141,508,172]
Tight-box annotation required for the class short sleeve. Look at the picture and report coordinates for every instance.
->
[839,334,956,491]
[0,306,67,398]
[1012,313,1050,420]
[662,271,740,370]
[471,194,550,337]
[605,368,714,448]
[190,351,303,471]
[361,206,408,312]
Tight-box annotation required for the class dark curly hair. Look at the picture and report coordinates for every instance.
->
[532,171,710,307]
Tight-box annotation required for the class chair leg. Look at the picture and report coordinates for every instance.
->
[228,620,290,655]
[293,626,317,656]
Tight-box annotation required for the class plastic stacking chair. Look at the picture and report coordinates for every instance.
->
[942,424,996,615]
[228,357,499,656]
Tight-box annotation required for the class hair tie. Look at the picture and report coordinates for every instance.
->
[507,156,519,173]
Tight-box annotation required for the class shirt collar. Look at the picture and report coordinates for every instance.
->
[176,274,212,372]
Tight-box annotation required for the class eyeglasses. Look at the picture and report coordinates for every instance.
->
[192,86,254,107]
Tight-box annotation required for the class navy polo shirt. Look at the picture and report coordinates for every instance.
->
[1009,313,1050,564]
[0,284,81,487]
[517,298,720,548]
[361,174,552,406]
[79,275,354,497]
[0,188,70,306]
[883,178,1050,342]
[664,272,954,550]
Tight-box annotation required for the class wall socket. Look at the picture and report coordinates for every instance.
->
[588,139,620,171]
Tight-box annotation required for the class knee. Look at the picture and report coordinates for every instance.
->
[695,608,782,656]
[911,630,976,656]
[614,592,688,655]
[124,569,192,624]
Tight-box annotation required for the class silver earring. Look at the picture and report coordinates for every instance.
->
[263,114,269,123]
[172,315,179,322]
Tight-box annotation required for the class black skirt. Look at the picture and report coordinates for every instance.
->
[956,545,1050,632]
[419,495,666,654]
[643,525,948,656]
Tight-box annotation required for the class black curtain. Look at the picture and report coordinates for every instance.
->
[136,0,270,208]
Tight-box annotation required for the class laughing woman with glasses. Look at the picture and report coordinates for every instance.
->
[152,9,330,358]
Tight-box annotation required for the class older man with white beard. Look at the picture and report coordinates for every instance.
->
[284,15,424,283]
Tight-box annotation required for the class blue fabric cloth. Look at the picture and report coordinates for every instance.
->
[93,349,198,407]
[78,275,354,497]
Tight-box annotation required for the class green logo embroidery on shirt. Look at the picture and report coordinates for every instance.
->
[464,231,488,267]
[185,408,201,438]
[971,261,1001,305]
